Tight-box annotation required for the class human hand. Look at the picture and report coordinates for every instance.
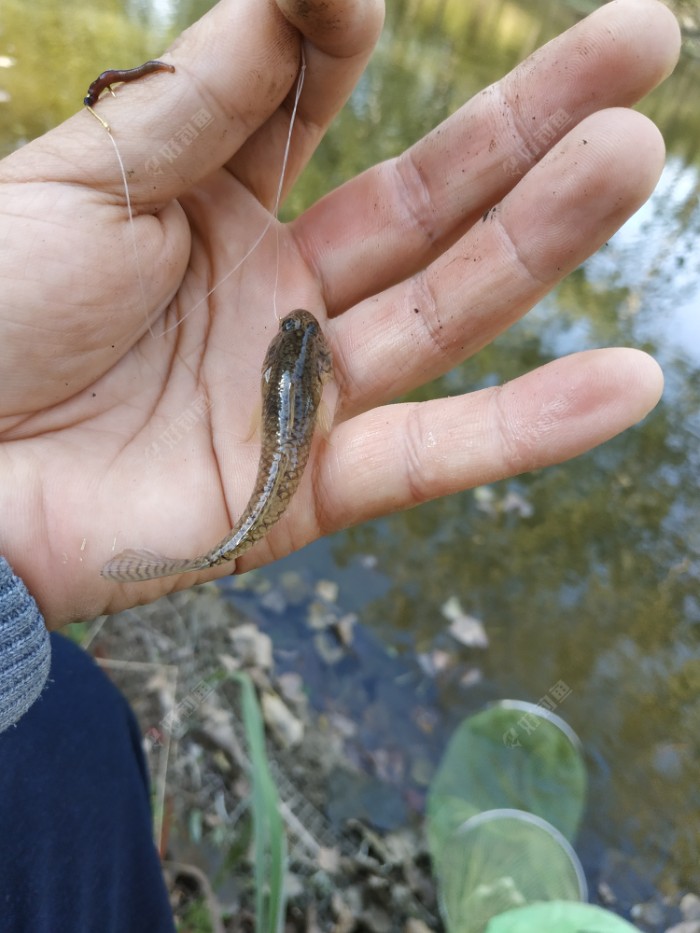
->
[0,0,680,627]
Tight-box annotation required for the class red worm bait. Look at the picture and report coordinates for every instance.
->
[83,60,175,107]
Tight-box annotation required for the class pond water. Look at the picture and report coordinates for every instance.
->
[2,0,699,907]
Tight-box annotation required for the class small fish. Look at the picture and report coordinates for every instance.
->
[101,309,333,582]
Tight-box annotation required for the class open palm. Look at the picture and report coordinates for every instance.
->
[0,0,679,627]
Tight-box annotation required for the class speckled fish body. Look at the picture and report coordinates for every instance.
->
[101,310,333,582]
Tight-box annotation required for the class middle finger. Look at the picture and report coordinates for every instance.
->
[331,108,665,417]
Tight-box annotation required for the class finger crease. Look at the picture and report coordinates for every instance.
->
[490,383,537,477]
[392,150,443,247]
[487,86,553,288]
[402,403,436,505]
[409,268,455,358]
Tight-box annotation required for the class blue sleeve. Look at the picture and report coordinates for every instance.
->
[0,556,52,732]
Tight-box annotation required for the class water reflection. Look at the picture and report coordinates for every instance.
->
[3,0,698,901]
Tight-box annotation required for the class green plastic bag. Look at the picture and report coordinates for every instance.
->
[487,900,639,932]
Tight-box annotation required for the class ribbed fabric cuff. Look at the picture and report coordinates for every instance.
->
[0,557,51,732]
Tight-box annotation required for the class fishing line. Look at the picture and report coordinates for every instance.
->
[271,44,306,322]
[108,132,158,339]
[156,44,307,337]
[89,44,307,341]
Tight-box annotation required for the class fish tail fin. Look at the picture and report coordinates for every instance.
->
[101,547,213,582]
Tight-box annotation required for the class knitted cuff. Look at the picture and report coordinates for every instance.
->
[0,557,51,732]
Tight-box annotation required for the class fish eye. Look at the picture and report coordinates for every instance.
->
[282,317,299,332]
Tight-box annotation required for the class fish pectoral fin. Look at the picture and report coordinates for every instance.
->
[101,547,212,582]
[316,398,334,440]
[317,377,338,443]
[242,400,262,443]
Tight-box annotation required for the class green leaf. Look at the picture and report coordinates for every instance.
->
[233,672,287,933]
